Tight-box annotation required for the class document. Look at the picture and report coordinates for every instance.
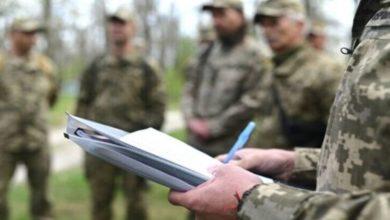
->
[65,114,273,192]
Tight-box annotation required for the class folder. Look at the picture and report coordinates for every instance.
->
[64,114,273,192]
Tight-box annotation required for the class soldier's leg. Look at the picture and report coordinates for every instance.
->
[24,148,52,220]
[123,173,148,220]
[85,154,118,220]
[0,152,17,220]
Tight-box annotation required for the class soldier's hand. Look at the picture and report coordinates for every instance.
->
[216,149,296,181]
[188,119,211,140]
[169,164,261,220]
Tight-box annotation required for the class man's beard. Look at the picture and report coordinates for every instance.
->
[217,24,247,47]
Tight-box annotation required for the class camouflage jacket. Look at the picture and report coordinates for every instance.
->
[250,43,343,149]
[239,3,390,220]
[76,52,166,132]
[182,37,272,156]
[0,52,59,153]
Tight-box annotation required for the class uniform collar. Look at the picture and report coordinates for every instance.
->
[272,43,311,77]
[104,51,139,66]
[8,51,40,71]
[272,44,305,67]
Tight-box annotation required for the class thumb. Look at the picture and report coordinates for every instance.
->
[168,190,188,206]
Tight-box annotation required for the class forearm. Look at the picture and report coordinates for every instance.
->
[239,183,390,220]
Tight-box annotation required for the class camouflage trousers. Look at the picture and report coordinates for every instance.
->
[0,148,52,220]
[85,154,148,220]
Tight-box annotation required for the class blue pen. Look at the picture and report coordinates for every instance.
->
[224,121,256,163]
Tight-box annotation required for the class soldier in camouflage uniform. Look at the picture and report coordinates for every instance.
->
[75,8,166,220]
[168,0,390,219]
[0,18,59,220]
[249,0,343,151]
[182,0,272,157]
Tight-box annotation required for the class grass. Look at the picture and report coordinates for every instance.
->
[9,129,189,220]
[9,169,188,220]
[165,68,185,110]
[49,94,76,126]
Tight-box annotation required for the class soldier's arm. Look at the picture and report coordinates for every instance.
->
[315,60,344,123]
[142,61,166,130]
[239,183,390,220]
[75,59,99,118]
[208,56,273,137]
[48,64,60,108]
[286,148,321,188]
[37,55,60,108]
[181,61,197,122]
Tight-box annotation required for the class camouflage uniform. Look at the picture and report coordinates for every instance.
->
[0,32,59,220]
[250,43,343,150]
[182,0,272,157]
[76,51,166,220]
[250,0,343,151]
[238,0,390,219]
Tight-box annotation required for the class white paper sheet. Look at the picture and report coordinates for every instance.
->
[120,128,222,179]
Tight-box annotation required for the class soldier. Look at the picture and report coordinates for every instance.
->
[249,0,342,154]
[0,18,59,220]
[75,8,166,220]
[182,0,272,157]
[168,0,390,219]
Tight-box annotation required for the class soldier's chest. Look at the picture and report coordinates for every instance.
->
[0,63,50,97]
[202,49,250,89]
[273,64,318,108]
[95,65,146,95]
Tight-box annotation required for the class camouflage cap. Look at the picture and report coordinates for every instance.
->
[10,18,44,33]
[254,0,306,23]
[107,7,133,22]
[202,0,243,11]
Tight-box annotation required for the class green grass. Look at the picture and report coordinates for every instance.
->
[165,68,185,110]
[9,130,189,220]
[49,94,76,126]
[9,169,188,220]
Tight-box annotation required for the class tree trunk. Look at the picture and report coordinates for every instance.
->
[43,0,54,58]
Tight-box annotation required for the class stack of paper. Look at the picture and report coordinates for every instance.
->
[64,114,273,192]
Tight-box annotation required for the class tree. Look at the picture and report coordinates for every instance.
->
[43,0,54,58]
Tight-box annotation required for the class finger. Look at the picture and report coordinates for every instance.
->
[215,154,227,162]
[168,190,189,206]
[229,159,249,170]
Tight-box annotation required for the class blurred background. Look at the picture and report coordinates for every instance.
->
[0,0,359,219]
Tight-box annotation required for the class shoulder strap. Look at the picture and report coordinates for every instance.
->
[193,42,215,96]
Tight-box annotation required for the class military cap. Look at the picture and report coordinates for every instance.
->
[107,7,133,22]
[202,0,243,11]
[10,18,44,33]
[254,0,306,23]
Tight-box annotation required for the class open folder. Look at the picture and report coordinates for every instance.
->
[64,114,273,192]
